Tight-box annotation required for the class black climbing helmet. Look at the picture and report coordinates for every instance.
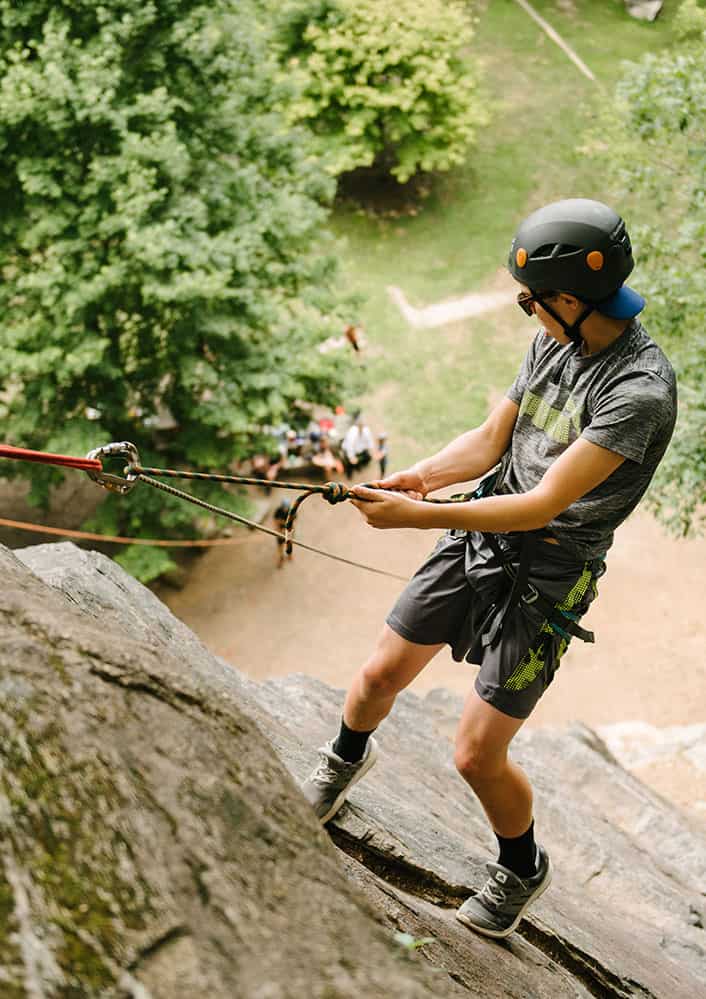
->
[508,198,644,319]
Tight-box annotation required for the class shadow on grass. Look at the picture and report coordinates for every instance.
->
[336,166,437,219]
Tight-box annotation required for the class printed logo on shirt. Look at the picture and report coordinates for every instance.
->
[518,389,582,444]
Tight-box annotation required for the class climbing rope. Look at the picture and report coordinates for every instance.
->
[90,440,471,542]
[116,468,411,581]
[3,440,471,581]
[85,440,452,580]
[0,516,260,548]
[128,465,357,552]
[0,443,102,473]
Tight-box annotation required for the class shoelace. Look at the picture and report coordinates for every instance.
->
[313,754,345,784]
[479,878,507,909]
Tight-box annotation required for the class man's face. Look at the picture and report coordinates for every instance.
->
[517,284,578,345]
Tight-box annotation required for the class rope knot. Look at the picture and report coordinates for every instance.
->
[322,481,350,505]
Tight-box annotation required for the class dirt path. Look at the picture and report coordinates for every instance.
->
[387,285,516,327]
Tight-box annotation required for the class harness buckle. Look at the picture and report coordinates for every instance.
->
[521,582,540,605]
[85,441,141,495]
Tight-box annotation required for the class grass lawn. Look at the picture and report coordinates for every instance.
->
[331,0,677,468]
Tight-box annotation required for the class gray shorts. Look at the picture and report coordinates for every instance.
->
[386,530,604,719]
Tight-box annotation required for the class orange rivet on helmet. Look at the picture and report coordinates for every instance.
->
[586,250,604,271]
[515,247,528,267]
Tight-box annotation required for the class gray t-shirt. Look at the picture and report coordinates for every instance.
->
[500,320,677,559]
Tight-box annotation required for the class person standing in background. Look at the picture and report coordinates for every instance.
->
[341,414,375,478]
[312,435,344,479]
[376,433,389,479]
[272,498,293,568]
[344,324,367,353]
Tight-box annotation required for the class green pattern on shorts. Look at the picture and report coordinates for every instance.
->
[556,563,593,612]
[503,562,592,692]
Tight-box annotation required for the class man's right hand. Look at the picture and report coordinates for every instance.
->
[367,465,429,500]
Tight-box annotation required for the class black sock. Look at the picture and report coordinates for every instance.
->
[495,820,538,879]
[332,718,374,763]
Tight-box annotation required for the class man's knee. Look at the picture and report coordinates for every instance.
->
[454,690,527,786]
[454,738,506,785]
[358,655,406,700]
[355,626,442,702]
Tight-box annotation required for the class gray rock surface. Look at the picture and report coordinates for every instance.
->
[2,543,446,998]
[249,675,706,998]
[7,541,706,998]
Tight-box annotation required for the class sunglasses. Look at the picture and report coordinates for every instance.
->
[516,290,559,316]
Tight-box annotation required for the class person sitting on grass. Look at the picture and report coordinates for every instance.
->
[300,198,677,939]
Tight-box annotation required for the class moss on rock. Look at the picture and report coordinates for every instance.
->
[0,706,153,994]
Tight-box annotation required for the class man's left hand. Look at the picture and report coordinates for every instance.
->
[349,485,425,529]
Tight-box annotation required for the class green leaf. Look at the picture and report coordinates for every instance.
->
[393,931,436,950]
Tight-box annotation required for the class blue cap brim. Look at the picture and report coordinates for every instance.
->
[596,285,645,319]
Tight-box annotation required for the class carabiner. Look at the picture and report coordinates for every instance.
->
[85,441,141,495]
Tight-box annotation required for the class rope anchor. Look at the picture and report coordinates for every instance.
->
[86,441,141,495]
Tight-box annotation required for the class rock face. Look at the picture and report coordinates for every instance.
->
[4,541,706,998]
[2,543,445,998]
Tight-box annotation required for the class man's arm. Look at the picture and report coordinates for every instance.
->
[351,437,625,533]
[405,396,520,494]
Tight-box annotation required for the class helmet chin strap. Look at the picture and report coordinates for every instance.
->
[535,296,594,347]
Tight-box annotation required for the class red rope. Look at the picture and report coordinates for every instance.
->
[0,444,102,472]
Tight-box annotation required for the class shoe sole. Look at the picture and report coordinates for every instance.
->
[319,742,379,825]
[455,856,553,939]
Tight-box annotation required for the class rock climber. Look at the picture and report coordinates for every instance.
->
[300,199,677,938]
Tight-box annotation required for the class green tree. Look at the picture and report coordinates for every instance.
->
[275,0,487,184]
[587,6,706,533]
[0,0,354,581]
[674,0,706,37]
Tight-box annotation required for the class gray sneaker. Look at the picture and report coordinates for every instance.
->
[300,738,378,824]
[456,845,552,938]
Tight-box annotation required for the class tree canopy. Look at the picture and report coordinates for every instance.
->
[0,0,354,580]
[275,0,487,183]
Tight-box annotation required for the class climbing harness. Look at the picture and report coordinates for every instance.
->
[458,470,600,661]
[473,531,599,653]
